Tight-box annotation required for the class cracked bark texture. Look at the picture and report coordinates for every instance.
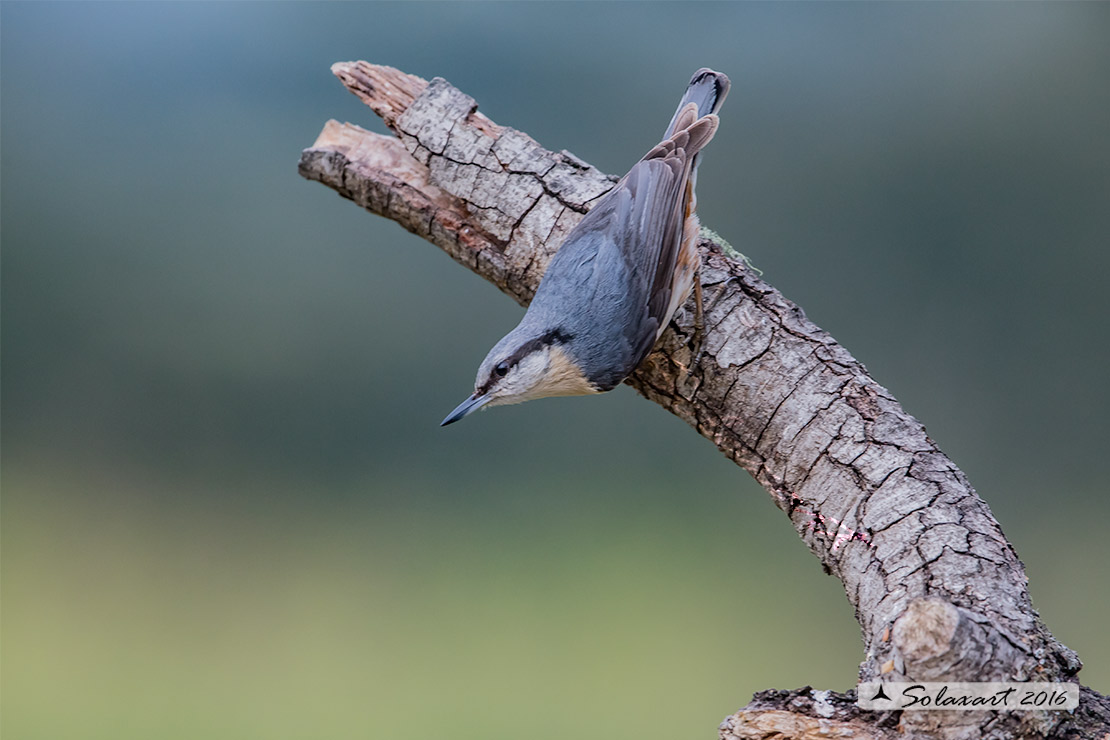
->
[299,62,1105,740]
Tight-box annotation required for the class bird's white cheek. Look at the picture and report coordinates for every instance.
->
[482,391,520,409]
[481,373,536,408]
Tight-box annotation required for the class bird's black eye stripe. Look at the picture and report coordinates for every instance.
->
[487,329,572,386]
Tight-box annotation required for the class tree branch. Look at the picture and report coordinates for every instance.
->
[299,62,1104,740]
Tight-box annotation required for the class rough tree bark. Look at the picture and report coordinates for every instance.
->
[298,62,1108,740]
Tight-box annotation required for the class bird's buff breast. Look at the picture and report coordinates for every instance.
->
[532,345,601,400]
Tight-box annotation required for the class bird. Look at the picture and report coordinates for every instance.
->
[442,68,729,426]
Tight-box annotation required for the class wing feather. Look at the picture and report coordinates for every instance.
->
[521,93,722,386]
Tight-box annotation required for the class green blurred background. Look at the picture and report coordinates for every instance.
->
[3,2,1108,738]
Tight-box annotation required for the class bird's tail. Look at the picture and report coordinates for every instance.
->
[663,68,730,139]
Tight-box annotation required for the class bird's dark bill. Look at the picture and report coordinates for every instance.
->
[441,393,490,426]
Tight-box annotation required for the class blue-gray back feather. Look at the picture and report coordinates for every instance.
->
[501,69,730,391]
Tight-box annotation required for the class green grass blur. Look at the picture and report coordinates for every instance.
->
[5,467,1108,739]
[4,464,867,740]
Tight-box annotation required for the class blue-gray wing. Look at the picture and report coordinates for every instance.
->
[524,74,725,390]
[528,112,718,389]
[535,158,685,389]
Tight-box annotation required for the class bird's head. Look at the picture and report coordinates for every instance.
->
[441,327,598,426]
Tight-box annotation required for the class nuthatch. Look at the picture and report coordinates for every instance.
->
[442,69,730,426]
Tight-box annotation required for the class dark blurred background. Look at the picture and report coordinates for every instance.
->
[3,3,1108,738]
